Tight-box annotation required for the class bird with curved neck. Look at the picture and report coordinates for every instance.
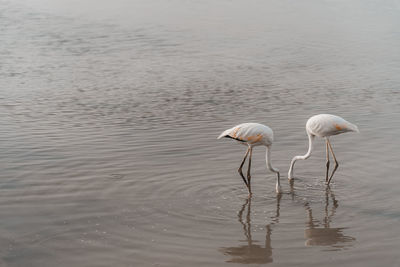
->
[288,114,359,184]
[218,123,281,195]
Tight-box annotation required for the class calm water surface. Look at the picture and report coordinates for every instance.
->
[1,0,400,266]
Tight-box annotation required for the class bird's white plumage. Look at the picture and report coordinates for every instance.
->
[306,114,359,137]
[218,122,281,194]
[217,123,274,146]
[288,114,359,181]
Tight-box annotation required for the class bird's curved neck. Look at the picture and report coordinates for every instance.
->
[300,133,315,160]
[266,146,279,174]
[266,146,281,193]
[288,133,315,179]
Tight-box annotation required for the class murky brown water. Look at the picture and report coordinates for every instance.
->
[1,0,400,266]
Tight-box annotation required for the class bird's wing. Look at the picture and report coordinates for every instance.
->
[307,114,359,136]
[218,123,273,145]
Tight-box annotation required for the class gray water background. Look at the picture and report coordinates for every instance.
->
[1,0,400,266]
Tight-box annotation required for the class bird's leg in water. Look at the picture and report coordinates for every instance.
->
[247,147,253,195]
[325,139,330,183]
[238,147,250,188]
[327,140,339,185]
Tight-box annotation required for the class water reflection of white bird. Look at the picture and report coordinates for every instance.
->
[303,188,356,249]
[219,195,281,264]
[289,183,356,249]
[288,114,359,184]
[218,123,281,195]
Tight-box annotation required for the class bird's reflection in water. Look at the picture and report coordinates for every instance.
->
[219,195,281,264]
[302,186,356,250]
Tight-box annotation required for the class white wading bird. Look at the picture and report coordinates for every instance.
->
[288,114,359,184]
[218,123,281,195]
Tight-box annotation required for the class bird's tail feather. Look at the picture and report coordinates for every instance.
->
[217,128,233,139]
[349,123,359,133]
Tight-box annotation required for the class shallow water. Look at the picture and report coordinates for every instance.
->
[1,0,400,266]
